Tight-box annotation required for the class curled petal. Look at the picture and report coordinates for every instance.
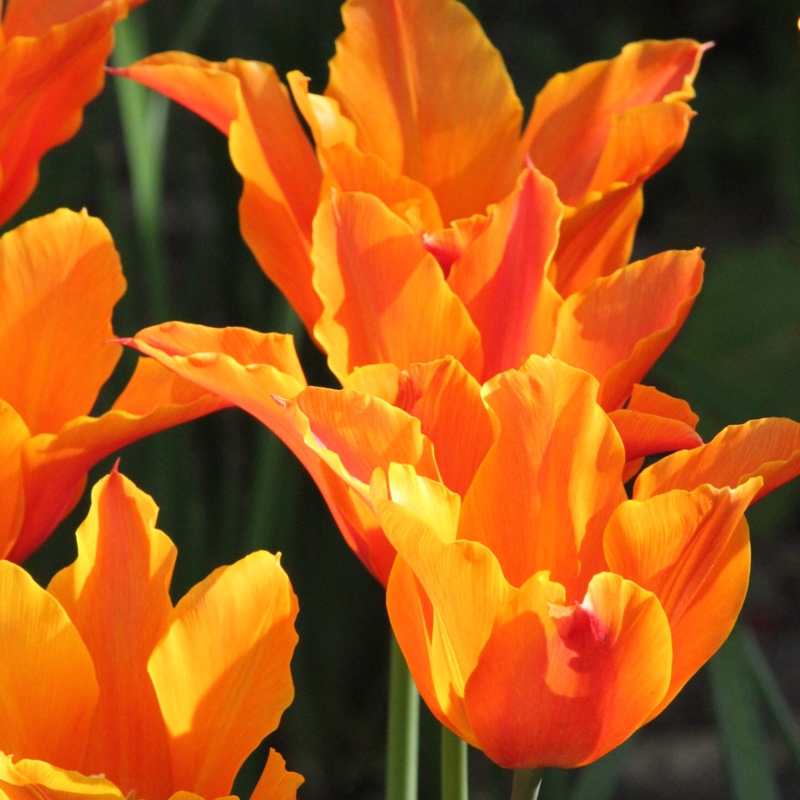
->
[608,384,702,462]
[0,754,125,800]
[552,249,704,410]
[634,417,800,503]
[522,39,703,206]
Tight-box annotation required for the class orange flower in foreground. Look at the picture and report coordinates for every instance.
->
[114,0,706,388]
[0,466,301,799]
[0,208,226,562]
[121,324,781,598]
[370,356,800,768]
[0,0,145,226]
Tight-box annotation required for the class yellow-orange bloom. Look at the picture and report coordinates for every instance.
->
[0,0,145,226]
[114,0,705,390]
[370,356,800,768]
[0,208,227,562]
[120,324,798,602]
[0,466,301,800]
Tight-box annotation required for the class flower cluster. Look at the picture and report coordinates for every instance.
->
[2,0,799,794]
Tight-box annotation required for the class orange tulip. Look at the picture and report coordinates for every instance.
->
[0,208,228,562]
[369,356,800,769]
[0,465,301,799]
[113,1,705,389]
[123,326,724,594]
[0,0,146,226]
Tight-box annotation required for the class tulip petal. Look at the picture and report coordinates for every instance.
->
[110,52,241,135]
[464,572,672,768]
[608,384,702,462]
[149,551,298,799]
[604,480,760,718]
[552,184,643,296]
[117,54,323,330]
[9,358,227,564]
[0,6,119,224]
[634,418,800,502]
[0,754,125,800]
[459,357,626,593]
[288,71,443,233]
[250,750,304,800]
[47,470,174,800]
[379,464,508,741]
[2,0,141,37]
[0,400,27,558]
[447,168,563,379]
[0,562,98,770]
[522,39,703,206]
[123,322,439,584]
[394,359,494,497]
[326,0,522,222]
[311,191,482,381]
[345,359,492,498]
[552,249,704,410]
[0,209,124,435]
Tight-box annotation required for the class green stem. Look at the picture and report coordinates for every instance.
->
[440,726,468,800]
[111,13,170,323]
[511,769,543,800]
[387,633,419,800]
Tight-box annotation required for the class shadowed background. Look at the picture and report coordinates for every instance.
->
[6,1,800,798]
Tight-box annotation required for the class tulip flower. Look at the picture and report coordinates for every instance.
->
[370,356,800,769]
[123,325,723,595]
[0,208,228,562]
[0,0,146,227]
[0,465,301,799]
[113,0,706,389]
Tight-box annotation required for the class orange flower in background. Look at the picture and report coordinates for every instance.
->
[370,356,800,769]
[114,0,706,388]
[0,208,227,562]
[0,0,146,227]
[0,466,301,799]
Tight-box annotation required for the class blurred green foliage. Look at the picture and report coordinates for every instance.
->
[7,1,800,798]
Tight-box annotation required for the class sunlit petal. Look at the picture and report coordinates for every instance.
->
[47,470,174,799]
[311,191,482,381]
[447,168,563,379]
[149,551,298,799]
[326,0,522,222]
[552,249,704,409]
[0,563,98,770]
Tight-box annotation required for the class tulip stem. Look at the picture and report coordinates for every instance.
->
[510,769,543,800]
[387,633,419,800]
[440,726,468,800]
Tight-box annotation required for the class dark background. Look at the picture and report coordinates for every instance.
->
[7,1,800,798]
